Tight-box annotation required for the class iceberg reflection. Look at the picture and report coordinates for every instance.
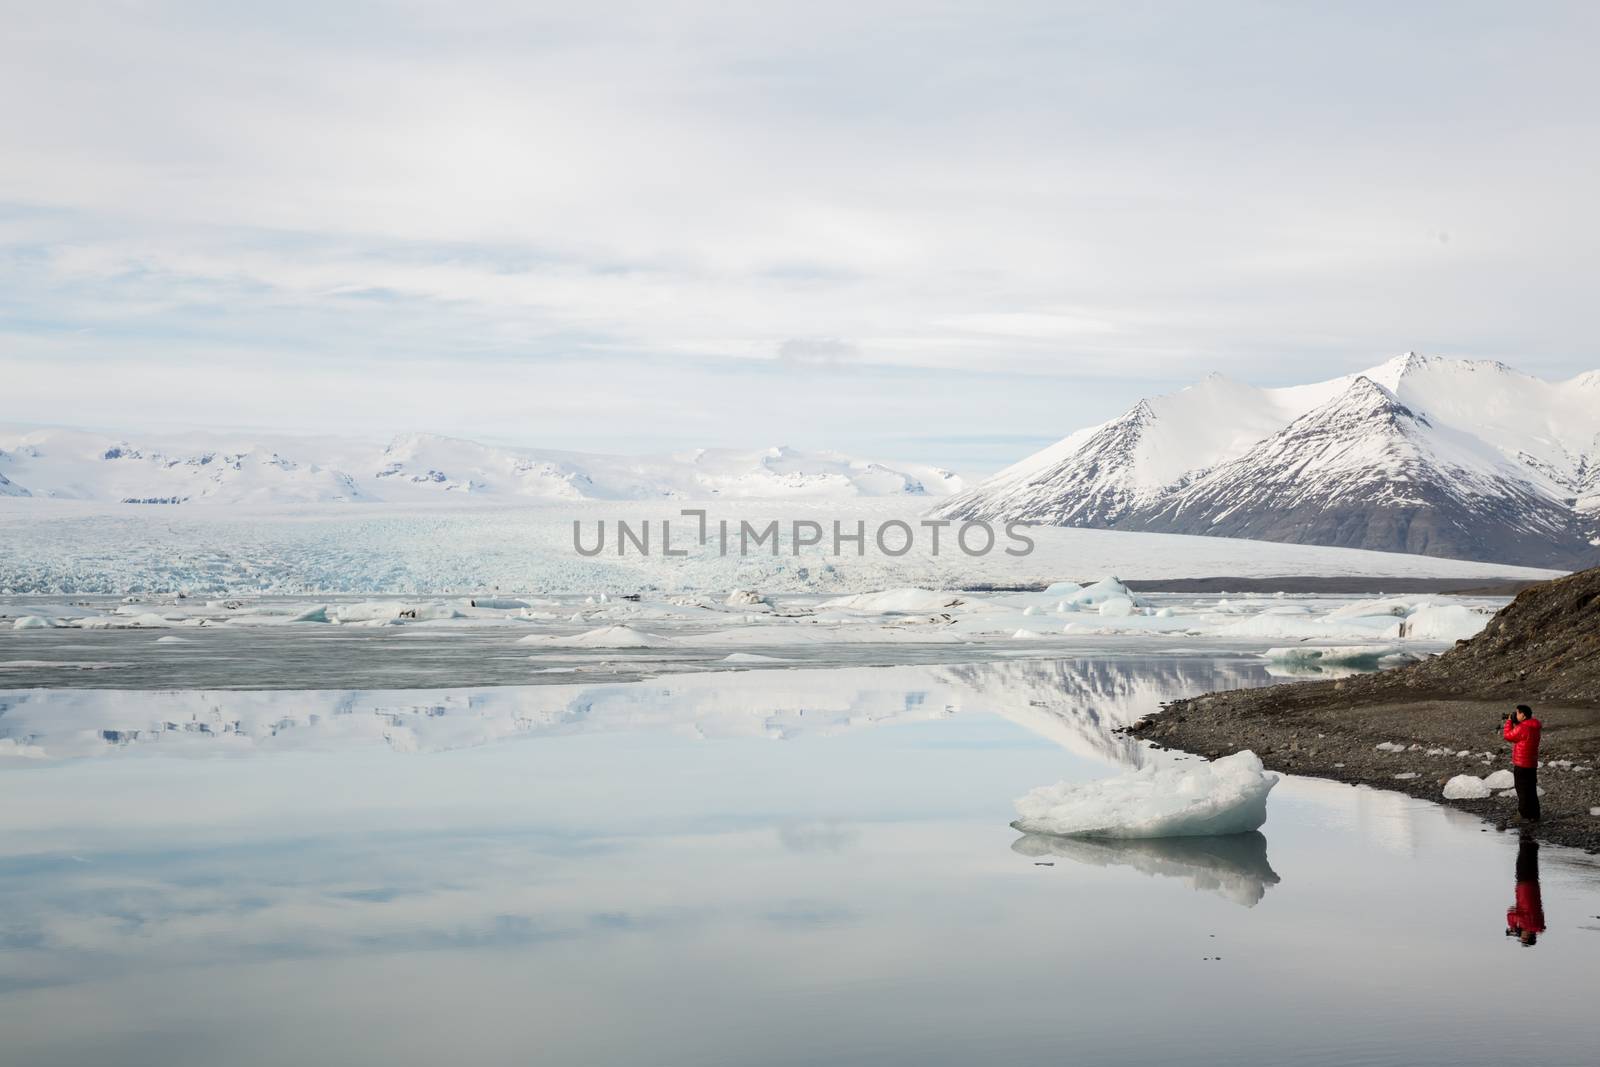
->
[1012,830,1282,908]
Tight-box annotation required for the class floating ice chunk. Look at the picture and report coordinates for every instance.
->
[12,616,52,630]
[1263,645,1416,668]
[1442,775,1492,800]
[1327,597,1422,620]
[1218,614,1402,641]
[0,738,48,759]
[1482,769,1514,790]
[1399,604,1490,642]
[819,588,966,613]
[1011,751,1278,839]
[466,597,530,610]
[524,625,676,648]
[1063,577,1144,609]
[1098,596,1135,617]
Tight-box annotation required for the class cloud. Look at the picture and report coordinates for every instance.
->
[1,2,1598,468]
[775,336,858,367]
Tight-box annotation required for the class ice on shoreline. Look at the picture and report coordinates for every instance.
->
[1012,751,1279,839]
[1442,774,1493,799]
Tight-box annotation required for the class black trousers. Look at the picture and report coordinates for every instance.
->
[1513,765,1541,821]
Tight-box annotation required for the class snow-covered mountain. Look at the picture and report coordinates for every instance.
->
[0,429,963,505]
[937,354,1600,568]
[0,433,365,504]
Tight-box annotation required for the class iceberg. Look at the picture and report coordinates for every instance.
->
[1061,577,1143,609]
[1399,603,1490,641]
[1012,751,1278,839]
[1262,644,1416,668]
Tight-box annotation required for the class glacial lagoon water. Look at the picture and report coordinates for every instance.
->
[2,656,1597,1066]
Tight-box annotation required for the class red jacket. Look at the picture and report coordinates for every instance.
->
[1503,716,1541,768]
[1507,880,1546,936]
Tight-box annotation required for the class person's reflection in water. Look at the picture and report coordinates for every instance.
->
[1505,837,1546,947]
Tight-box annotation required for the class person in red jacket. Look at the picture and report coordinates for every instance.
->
[1502,704,1542,822]
[1505,837,1545,947]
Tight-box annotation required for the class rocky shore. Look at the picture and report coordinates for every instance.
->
[1128,565,1600,852]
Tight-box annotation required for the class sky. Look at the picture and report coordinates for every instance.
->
[2,0,1598,476]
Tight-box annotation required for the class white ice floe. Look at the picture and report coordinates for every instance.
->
[1011,750,1278,839]
[1262,645,1417,668]
[465,597,530,610]
[1399,603,1491,641]
[525,625,676,648]
[1061,577,1145,610]
[1097,596,1137,617]
[817,588,966,613]
[1442,774,1493,800]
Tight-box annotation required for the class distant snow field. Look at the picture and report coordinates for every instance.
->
[0,498,1557,596]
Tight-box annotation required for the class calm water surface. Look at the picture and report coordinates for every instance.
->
[2,657,1595,1066]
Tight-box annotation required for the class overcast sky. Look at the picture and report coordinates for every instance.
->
[3,1,1597,474]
